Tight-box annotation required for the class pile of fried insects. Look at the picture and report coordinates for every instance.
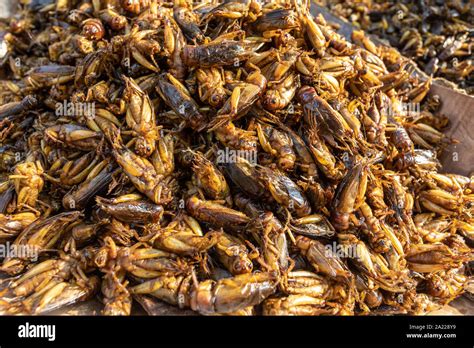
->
[0,0,472,315]
[323,0,473,93]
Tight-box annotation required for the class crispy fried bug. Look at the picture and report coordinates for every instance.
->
[0,0,472,317]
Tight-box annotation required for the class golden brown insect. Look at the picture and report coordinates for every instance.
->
[1,212,82,275]
[0,256,100,315]
[295,235,352,283]
[209,69,267,130]
[10,160,44,209]
[195,68,227,108]
[105,125,177,206]
[186,196,250,233]
[213,230,254,275]
[173,0,205,44]
[156,73,208,131]
[331,158,371,231]
[96,194,164,224]
[45,124,102,152]
[123,76,161,157]
[0,212,38,242]
[189,271,277,315]
[189,151,232,205]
